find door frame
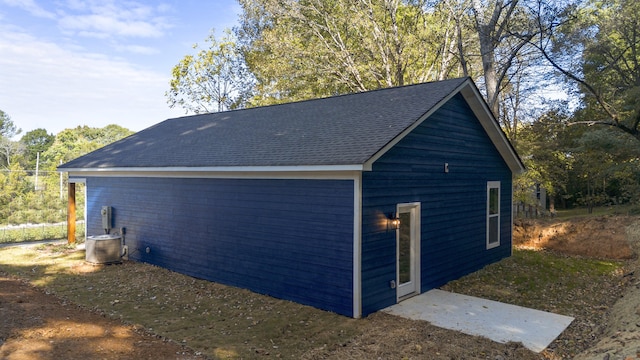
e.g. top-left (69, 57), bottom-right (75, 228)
top-left (396, 202), bottom-right (421, 301)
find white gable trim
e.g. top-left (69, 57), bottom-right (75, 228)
top-left (458, 84), bottom-right (525, 174)
top-left (363, 79), bottom-right (525, 174)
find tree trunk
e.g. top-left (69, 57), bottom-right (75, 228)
top-left (477, 22), bottom-right (500, 117)
top-left (471, 0), bottom-right (522, 119)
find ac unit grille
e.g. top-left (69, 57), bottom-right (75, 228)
top-left (86, 235), bottom-right (121, 264)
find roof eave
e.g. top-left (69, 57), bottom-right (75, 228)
top-left (60, 164), bottom-right (366, 176)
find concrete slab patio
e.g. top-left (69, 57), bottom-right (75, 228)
top-left (383, 289), bottom-right (574, 353)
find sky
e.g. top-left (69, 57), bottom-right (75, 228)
top-left (0, 0), bottom-right (241, 138)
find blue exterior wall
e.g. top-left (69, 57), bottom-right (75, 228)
top-left (84, 177), bottom-right (355, 316)
top-left (360, 93), bottom-right (514, 316)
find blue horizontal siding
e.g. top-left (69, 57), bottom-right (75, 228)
top-left (85, 177), bottom-right (355, 316)
top-left (361, 93), bottom-right (513, 316)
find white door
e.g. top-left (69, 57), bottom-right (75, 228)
top-left (397, 203), bottom-right (421, 300)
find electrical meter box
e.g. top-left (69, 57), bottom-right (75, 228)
top-left (101, 206), bottom-right (112, 233)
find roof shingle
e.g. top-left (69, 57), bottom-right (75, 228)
top-left (59, 77), bottom-right (470, 169)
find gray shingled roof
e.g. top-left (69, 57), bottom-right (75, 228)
top-left (60, 77), bottom-right (471, 169)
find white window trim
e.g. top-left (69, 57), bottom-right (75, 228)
top-left (486, 181), bottom-right (500, 249)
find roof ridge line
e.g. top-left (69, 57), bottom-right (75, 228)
top-left (168, 77), bottom-right (471, 121)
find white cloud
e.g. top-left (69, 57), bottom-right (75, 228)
top-left (1, 0), bottom-right (55, 18)
top-left (57, 0), bottom-right (172, 39)
top-left (114, 43), bottom-right (159, 55)
top-left (59, 14), bottom-right (164, 38)
top-left (0, 27), bottom-right (183, 134)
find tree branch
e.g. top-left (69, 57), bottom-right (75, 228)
top-left (531, 36), bottom-right (620, 124)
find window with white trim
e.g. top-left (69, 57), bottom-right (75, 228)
top-left (486, 181), bottom-right (500, 249)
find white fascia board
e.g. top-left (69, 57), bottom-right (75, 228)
top-left (64, 165), bottom-right (363, 180)
top-left (61, 164), bottom-right (363, 173)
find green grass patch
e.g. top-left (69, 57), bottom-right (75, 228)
top-left (0, 244), bottom-right (358, 359)
top-left (442, 249), bottom-right (625, 315)
top-left (0, 243), bottom-right (629, 359)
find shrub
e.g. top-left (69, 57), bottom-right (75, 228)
top-left (0, 223), bottom-right (85, 244)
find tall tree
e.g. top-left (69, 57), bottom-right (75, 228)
top-left (20, 128), bottom-right (55, 169)
top-left (0, 138), bottom-right (23, 169)
top-left (167, 29), bottom-right (253, 114)
top-left (42, 125), bottom-right (133, 168)
top-left (236, 0), bottom-right (469, 106)
top-left (533, 0), bottom-right (640, 141)
top-left (570, 128), bottom-right (640, 210)
top-left (0, 110), bottom-right (20, 139)
top-left (170, 0), bottom-right (550, 142)
top-left (235, 0), bottom-right (550, 131)
top-left (516, 105), bottom-right (578, 210)
top-left (0, 110), bottom-right (22, 168)
top-left (467, 0), bottom-right (541, 119)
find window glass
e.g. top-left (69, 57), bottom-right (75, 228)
top-left (488, 215), bottom-right (499, 245)
top-left (489, 187), bottom-right (499, 215)
top-left (487, 182), bottom-right (500, 249)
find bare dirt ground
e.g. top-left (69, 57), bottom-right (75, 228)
top-left (0, 271), bottom-right (539, 360)
top-left (1, 215), bottom-right (639, 359)
top-left (513, 215), bottom-right (637, 260)
top-left (0, 276), bottom-right (206, 360)
top-left (514, 216), bottom-right (640, 360)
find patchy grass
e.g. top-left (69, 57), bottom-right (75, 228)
top-left (0, 244), bottom-right (359, 359)
top-left (441, 248), bottom-right (628, 358)
top-left (442, 250), bottom-right (624, 314)
top-left (0, 216), bottom-right (636, 359)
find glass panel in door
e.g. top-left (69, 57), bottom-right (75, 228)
top-left (398, 211), bottom-right (412, 284)
top-left (397, 203), bottom-right (420, 299)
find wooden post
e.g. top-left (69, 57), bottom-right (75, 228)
top-left (67, 182), bottom-right (76, 244)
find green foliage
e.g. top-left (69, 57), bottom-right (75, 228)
top-left (551, 0), bottom-right (640, 140)
top-left (516, 106), bottom-right (578, 207)
top-left (0, 109), bottom-right (20, 138)
top-left (20, 128), bottom-right (55, 169)
top-left (41, 125), bottom-right (133, 170)
top-left (166, 29), bottom-right (254, 113)
top-left (581, 0), bottom-right (640, 124)
top-left (232, 0), bottom-right (551, 139)
top-left (0, 109), bottom-right (23, 168)
top-left (519, 103), bottom-right (640, 210)
top-left (237, 0), bottom-right (472, 106)
top-left (0, 223), bottom-right (85, 243)
top-left (0, 125), bottom-right (130, 227)
top-left (569, 128), bottom-right (640, 209)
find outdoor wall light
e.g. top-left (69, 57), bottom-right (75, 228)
top-left (387, 214), bottom-right (401, 231)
